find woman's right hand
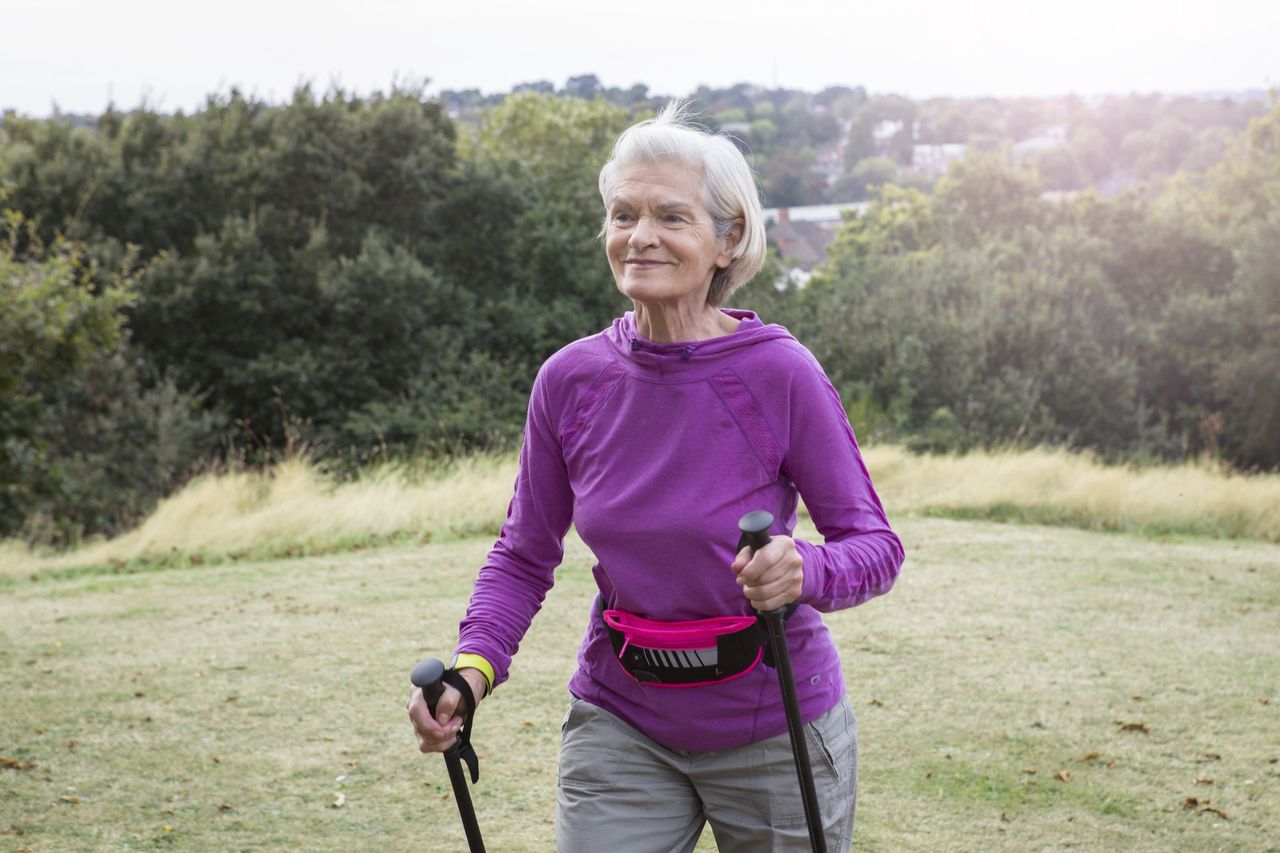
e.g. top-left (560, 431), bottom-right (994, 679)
top-left (406, 667), bottom-right (488, 753)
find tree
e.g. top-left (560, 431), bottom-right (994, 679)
top-left (565, 74), bottom-right (603, 100)
top-left (0, 214), bottom-right (218, 544)
top-left (933, 151), bottom-right (1045, 245)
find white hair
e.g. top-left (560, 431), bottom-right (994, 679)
top-left (598, 100), bottom-right (767, 306)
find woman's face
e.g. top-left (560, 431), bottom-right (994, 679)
top-left (604, 161), bottom-right (735, 310)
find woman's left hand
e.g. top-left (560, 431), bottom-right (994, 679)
top-left (731, 535), bottom-right (804, 613)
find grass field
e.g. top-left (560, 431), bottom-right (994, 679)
top-left (3, 515), bottom-right (1277, 851)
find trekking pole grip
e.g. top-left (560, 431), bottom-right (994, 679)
top-left (738, 509), bottom-right (774, 554)
top-left (739, 510), bottom-right (783, 616)
top-left (410, 658), bottom-right (447, 717)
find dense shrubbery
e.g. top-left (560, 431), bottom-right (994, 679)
top-left (0, 219), bottom-right (222, 544)
top-left (1, 84), bottom-right (1277, 545)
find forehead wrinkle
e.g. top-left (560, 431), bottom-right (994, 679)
top-left (607, 190), bottom-right (701, 213)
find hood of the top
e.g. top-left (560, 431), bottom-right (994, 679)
top-left (606, 309), bottom-right (792, 375)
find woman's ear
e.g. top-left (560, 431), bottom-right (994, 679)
top-left (716, 218), bottom-right (744, 269)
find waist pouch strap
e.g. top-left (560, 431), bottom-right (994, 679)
top-left (599, 601), bottom-right (769, 687)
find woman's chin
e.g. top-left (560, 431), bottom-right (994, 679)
top-left (617, 277), bottom-right (707, 307)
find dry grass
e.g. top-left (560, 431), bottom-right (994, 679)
top-left (3, 445), bottom-right (1278, 580)
top-left (2, 517), bottom-right (1276, 851)
top-left (865, 444), bottom-right (1280, 542)
top-left (0, 455), bottom-right (517, 577)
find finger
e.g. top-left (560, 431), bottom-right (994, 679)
top-left (742, 573), bottom-right (794, 605)
top-left (407, 687), bottom-right (464, 739)
top-left (419, 732), bottom-right (459, 754)
top-left (735, 549), bottom-right (779, 586)
top-left (432, 685), bottom-right (464, 727)
top-left (730, 545), bottom-right (753, 573)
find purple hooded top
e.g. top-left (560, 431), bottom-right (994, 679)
top-left (457, 309), bottom-right (903, 752)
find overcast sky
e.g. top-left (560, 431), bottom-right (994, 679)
top-left (4, 0), bottom-right (1277, 116)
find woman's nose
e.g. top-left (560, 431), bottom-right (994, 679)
top-left (628, 216), bottom-right (659, 247)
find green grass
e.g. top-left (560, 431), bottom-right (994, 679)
top-left (2, 518), bottom-right (1278, 851)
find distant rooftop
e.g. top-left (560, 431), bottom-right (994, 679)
top-left (763, 202), bottom-right (868, 224)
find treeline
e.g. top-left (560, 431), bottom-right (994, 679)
top-left (442, 78), bottom-right (1267, 206)
top-left (2, 82), bottom-right (1277, 548)
top-left (743, 112), bottom-right (1280, 471)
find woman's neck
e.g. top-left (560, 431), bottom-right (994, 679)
top-left (633, 301), bottom-right (738, 343)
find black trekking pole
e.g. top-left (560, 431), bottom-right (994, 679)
top-left (410, 658), bottom-right (486, 853)
top-left (739, 511), bottom-right (827, 853)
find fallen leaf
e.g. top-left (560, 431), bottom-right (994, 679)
top-left (32, 728), bottom-right (44, 735)
top-left (1000, 812), bottom-right (1011, 823)
top-left (58, 795), bottom-right (80, 804)
top-left (1106, 760), bottom-right (1118, 768)
top-left (224, 695), bottom-right (239, 703)
top-left (218, 804), bottom-right (232, 812)
top-left (1021, 767), bottom-right (1037, 775)
top-left (868, 698), bottom-right (883, 707)
top-left (1199, 807), bottom-right (1228, 820)
top-left (1260, 698), bottom-right (1271, 706)
top-left (210, 755), bottom-right (222, 764)
top-left (1183, 797), bottom-right (1201, 810)
top-left (1, 756), bottom-right (36, 770)
top-left (1116, 721), bottom-right (1149, 734)
top-left (1079, 751), bottom-right (1101, 762)
top-left (1056, 770), bottom-right (1070, 782)
top-left (65, 739), bottom-right (78, 751)
top-left (1199, 753), bottom-right (1222, 762)
top-left (1194, 776), bottom-right (1213, 785)
top-left (1131, 694), bottom-right (1145, 701)
top-left (331, 792), bottom-right (345, 809)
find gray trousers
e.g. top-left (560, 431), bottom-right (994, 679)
top-left (556, 694), bottom-right (857, 852)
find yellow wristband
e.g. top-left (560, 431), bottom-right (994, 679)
top-left (450, 653), bottom-right (495, 696)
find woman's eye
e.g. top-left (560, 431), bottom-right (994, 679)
top-left (663, 214), bottom-right (686, 224)
top-left (612, 211), bottom-right (633, 223)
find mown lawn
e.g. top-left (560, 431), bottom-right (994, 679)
top-left (2, 516), bottom-right (1277, 851)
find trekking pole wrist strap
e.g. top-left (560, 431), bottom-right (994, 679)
top-left (441, 668), bottom-right (481, 783)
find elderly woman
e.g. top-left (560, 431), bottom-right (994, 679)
top-left (408, 102), bottom-right (903, 852)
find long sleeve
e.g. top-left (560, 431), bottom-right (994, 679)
top-left (778, 342), bottom-right (904, 612)
top-left (455, 362), bottom-right (575, 688)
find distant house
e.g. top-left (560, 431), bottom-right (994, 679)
top-left (910, 143), bottom-right (966, 177)
top-left (764, 202), bottom-right (868, 275)
top-left (1012, 125), bottom-right (1068, 159)
top-left (873, 119), bottom-right (904, 144)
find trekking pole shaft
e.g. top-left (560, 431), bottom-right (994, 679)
top-left (762, 609), bottom-right (827, 853)
top-left (739, 511), bottom-right (827, 853)
top-left (413, 659), bottom-right (487, 853)
top-left (442, 747), bottom-right (486, 852)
